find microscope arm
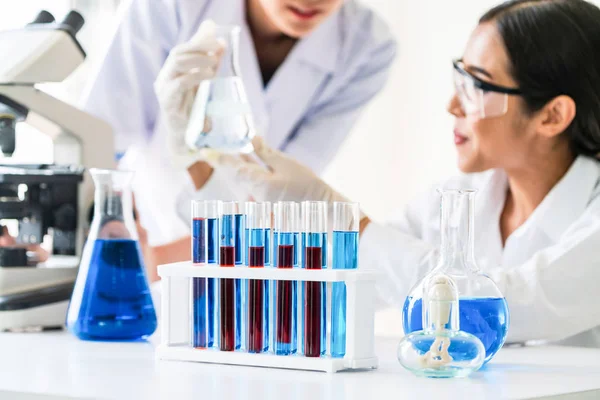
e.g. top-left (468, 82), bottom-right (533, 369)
top-left (0, 84), bottom-right (115, 252)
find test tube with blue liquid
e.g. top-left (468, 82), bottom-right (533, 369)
top-left (302, 201), bottom-right (327, 357)
top-left (331, 202), bottom-right (359, 358)
top-left (192, 200), bottom-right (220, 348)
top-left (246, 203), bottom-right (268, 353)
top-left (220, 201), bottom-right (238, 351)
top-left (274, 201), bottom-right (299, 355)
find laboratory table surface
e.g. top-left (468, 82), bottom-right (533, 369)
top-left (0, 331), bottom-right (599, 400)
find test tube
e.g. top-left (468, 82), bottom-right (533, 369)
top-left (275, 201), bottom-right (299, 355)
top-left (220, 201), bottom-right (237, 351)
top-left (331, 202), bottom-right (360, 358)
top-left (302, 201), bottom-right (327, 357)
top-left (232, 202), bottom-right (244, 349)
top-left (264, 202), bottom-right (272, 267)
top-left (246, 203), bottom-right (268, 353)
top-left (191, 200), bottom-right (207, 348)
top-left (234, 203), bottom-right (244, 266)
top-left (261, 202), bottom-right (272, 352)
top-left (191, 200), bottom-right (220, 348)
top-left (206, 200), bottom-right (221, 347)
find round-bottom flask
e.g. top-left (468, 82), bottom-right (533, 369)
top-left (402, 190), bottom-right (509, 364)
top-left (397, 274), bottom-right (485, 378)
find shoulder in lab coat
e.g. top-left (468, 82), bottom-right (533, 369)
top-left (361, 156), bottom-right (600, 347)
top-left (81, 0), bottom-right (397, 246)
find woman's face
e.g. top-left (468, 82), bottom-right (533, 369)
top-left (258, 0), bottom-right (344, 38)
top-left (447, 22), bottom-right (541, 173)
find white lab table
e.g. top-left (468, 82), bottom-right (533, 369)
top-left (0, 331), bottom-right (599, 400)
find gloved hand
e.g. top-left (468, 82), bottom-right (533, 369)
top-left (154, 20), bottom-right (223, 169)
top-left (204, 136), bottom-right (346, 203)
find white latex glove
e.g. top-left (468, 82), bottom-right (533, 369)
top-left (154, 20), bottom-right (223, 169)
top-left (203, 136), bottom-right (346, 204)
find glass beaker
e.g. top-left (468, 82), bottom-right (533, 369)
top-left (185, 25), bottom-right (256, 154)
top-left (66, 169), bottom-right (157, 341)
top-left (402, 190), bottom-right (509, 364)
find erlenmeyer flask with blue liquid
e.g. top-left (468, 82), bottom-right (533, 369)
top-left (402, 189), bottom-right (509, 365)
top-left (66, 169), bottom-right (157, 340)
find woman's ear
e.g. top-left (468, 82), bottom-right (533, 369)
top-left (536, 95), bottom-right (576, 138)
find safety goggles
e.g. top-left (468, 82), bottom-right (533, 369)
top-left (453, 59), bottom-right (522, 118)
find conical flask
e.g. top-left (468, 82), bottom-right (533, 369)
top-left (402, 189), bottom-right (509, 364)
top-left (66, 169), bottom-right (157, 340)
top-left (185, 25), bottom-right (256, 154)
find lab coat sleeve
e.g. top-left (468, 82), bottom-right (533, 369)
top-left (490, 206), bottom-right (600, 343)
top-left (359, 189), bottom-right (439, 308)
top-left (81, 0), bottom-right (180, 154)
top-left (281, 35), bottom-right (397, 175)
top-left (363, 187), bottom-right (600, 343)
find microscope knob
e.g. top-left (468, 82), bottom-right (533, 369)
top-left (0, 247), bottom-right (28, 267)
top-left (61, 11), bottom-right (85, 35)
top-left (54, 204), bottom-right (77, 230)
top-left (30, 10), bottom-right (55, 24)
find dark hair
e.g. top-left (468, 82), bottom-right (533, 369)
top-left (480, 0), bottom-right (600, 158)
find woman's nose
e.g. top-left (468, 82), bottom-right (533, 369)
top-left (447, 93), bottom-right (465, 118)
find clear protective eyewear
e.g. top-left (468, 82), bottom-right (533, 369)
top-left (453, 59), bottom-right (522, 118)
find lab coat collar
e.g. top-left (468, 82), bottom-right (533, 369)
top-left (527, 156), bottom-right (600, 242)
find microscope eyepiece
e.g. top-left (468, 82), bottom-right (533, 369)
top-left (60, 11), bottom-right (85, 35)
top-left (30, 10), bottom-right (55, 25)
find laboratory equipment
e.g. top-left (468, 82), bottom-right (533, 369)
top-left (158, 260), bottom-right (378, 372)
top-left (232, 202), bottom-right (244, 348)
top-left (0, 10), bottom-right (114, 331)
top-left (191, 200), bottom-right (221, 348)
top-left (397, 274), bottom-right (486, 378)
top-left (402, 189), bottom-right (509, 364)
top-left (0, 165), bottom-right (83, 331)
top-left (246, 202), bottom-right (267, 353)
top-left (66, 169), bottom-right (156, 340)
top-left (331, 202), bottom-right (359, 358)
top-left (302, 201), bottom-right (327, 357)
top-left (220, 201), bottom-right (238, 351)
top-left (274, 201), bottom-right (299, 355)
top-left (185, 25), bottom-right (256, 154)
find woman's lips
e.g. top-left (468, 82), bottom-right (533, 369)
top-left (287, 6), bottom-right (321, 20)
top-left (454, 130), bottom-right (468, 145)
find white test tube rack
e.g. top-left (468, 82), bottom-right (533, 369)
top-left (156, 261), bottom-right (378, 373)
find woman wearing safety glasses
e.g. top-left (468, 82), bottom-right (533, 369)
top-left (179, 0), bottom-right (600, 346)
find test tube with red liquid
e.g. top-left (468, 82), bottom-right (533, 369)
top-left (245, 202), bottom-right (268, 353)
top-left (302, 201), bottom-right (327, 358)
top-left (220, 201), bottom-right (237, 351)
top-left (274, 201), bottom-right (299, 355)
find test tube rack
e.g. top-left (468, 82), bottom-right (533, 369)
top-left (156, 261), bottom-right (378, 373)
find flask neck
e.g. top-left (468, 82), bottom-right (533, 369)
top-left (438, 190), bottom-right (478, 274)
top-left (216, 26), bottom-right (241, 78)
top-left (90, 169), bottom-right (137, 240)
top-left (94, 184), bottom-right (133, 221)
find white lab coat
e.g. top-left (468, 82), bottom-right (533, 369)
top-left (361, 156), bottom-right (600, 347)
top-left (82, 0), bottom-right (397, 246)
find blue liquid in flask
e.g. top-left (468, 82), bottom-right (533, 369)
top-left (67, 239), bottom-right (157, 341)
top-left (402, 297), bottom-right (509, 363)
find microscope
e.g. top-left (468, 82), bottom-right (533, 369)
top-left (0, 10), bottom-right (115, 330)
